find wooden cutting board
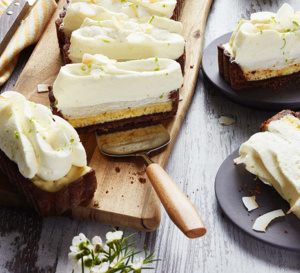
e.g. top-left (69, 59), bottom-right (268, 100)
top-left (0, 0), bottom-right (212, 231)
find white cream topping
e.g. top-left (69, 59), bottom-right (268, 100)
top-left (235, 114), bottom-right (300, 218)
top-left (53, 54), bottom-right (183, 118)
top-left (0, 91), bottom-right (87, 181)
top-left (68, 17), bottom-right (184, 63)
top-left (62, 0), bottom-right (159, 37)
top-left (225, 3), bottom-right (300, 70)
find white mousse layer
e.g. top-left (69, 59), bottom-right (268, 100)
top-left (235, 114), bottom-right (300, 218)
top-left (53, 54), bottom-right (183, 118)
top-left (68, 17), bottom-right (184, 63)
top-left (0, 91), bottom-right (87, 181)
top-left (225, 3), bottom-right (300, 71)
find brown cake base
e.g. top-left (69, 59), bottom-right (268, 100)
top-left (260, 109), bottom-right (300, 132)
top-left (0, 149), bottom-right (97, 217)
top-left (49, 87), bottom-right (179, 134)
top-left (218, 45), bottom-right (300, 90)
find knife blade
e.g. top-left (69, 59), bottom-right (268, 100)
top-left (0, 0), bottom-right (36, 56)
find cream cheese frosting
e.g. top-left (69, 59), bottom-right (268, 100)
top-left (68, 17), bottom-right (185, 63)
top-left (235, 114), bottom-right (300, 218)
top-left (0, 91), bottom-right (87, 182)
top-left (53, 54), bottom-right (183, 118)
top-left (224, 3), bottom-right (300, 72)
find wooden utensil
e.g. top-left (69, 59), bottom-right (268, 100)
top-left (0, 0), bottom-right (35, 56)
top-left (96, 124), bottom-right (206, 238)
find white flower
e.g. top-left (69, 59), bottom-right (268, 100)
top-left (129, 257), bottom-right (144, 271)
top-left (92, 236), bottom-right (103, 246)
top-left (90, 262), bottom-right (110, 273)
top-left (106, 231), bottom-right (123, 244)
top-left (70, 233), bottom-right (91, 253)
top-left (92, 236), bottom-right (103, 253)
top-left (68, 251), bottom-right (82, 268)
top-left (110, 254), bottom-right (124, 268)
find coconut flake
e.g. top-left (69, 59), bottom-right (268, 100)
top-left (219, 116), bottom-right (235, 126)
top-left (233, 156), bottom-right (246, 165)
top-left (37, 84), bottom-right (49, 93)
top-left (252, 209), bottom-right (285, 232)
top-left (242, 196), bottom-right (259, 212)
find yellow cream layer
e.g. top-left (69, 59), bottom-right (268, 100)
top-left (31, 166), bottom-right (90, 193)
top-left (66, 101), bottom-right (174, 128)
top-left (242, 62), bottom-right (300, 81)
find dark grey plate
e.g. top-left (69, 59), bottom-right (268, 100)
top-left (215, 149), bottom-right (300, 252)
top-left (202, 32), bottom-right (300, 111)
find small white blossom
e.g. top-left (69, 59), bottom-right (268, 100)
top-left (68, 251), bottom-right (82, 268)
top-left (70, 233), bottom-right (90, 253)
top-left (92, 236), bottom-right (103, 253)
top-left (90, 262), bottom-right (110, 273)
top-left (92, 236), bottom-right (103, 246)
top-left (129, 257), bottom-right (144, 271)
top-left (106, 231), bottom-right (123, 244)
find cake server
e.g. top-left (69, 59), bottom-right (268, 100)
top-left (0, 0), bottom-right (36, 56)
top-left (95, 124), bottom-right (206, 238)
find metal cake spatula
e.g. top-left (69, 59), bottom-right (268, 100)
top-left (95, 124), bottom-right (206, 238)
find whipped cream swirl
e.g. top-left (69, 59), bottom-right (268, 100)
top-left (0, 91), bottom-right (87, 181)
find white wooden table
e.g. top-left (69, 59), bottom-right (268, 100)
top-left (1, 0), bottom-right (300, 272)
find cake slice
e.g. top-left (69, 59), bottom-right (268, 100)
top-left (218, 3), bottom-right (300, 90)
top-left (0, 91), bottom-right (97, 216)
top-left (49, 54), bottom-right (183, 133)
top-left (64, 16), bottom-right (184, 63)
top-left (56, 0), bottom-right (177, 54)
top-left (235, 110), bottom-right (300, 218)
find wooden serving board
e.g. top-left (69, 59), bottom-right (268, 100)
top-left (0, 0), bottom-right (212, 231)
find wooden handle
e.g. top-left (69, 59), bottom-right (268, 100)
top-left (146, 163), bottom-right (206, 238)
top-left (0, 0), bottom-right (29, 56)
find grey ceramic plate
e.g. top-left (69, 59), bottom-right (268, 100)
top-left (215, 149), bottom-right (300, 252)
top-left (202, 32), bottom-right (300, 111)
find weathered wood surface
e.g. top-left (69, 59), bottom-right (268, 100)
top-left (0, 0), bottom-right (212, 231)
top-left (1, 0), bottom-right (300, 272)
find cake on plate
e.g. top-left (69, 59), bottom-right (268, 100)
top-left (234, 110), bottom-right (300, 218)
top-left (0, 91), bottom-right (97, 216)
top-left (49, 54), bottom-right (183, 133)
top-left (63, 16), bottom-right (184, 64)
top-left (218, 3), bottom-right (300, 90)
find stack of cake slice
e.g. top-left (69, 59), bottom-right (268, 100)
top-left (52, 0), bottom-right (185, 133)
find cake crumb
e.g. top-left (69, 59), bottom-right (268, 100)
top-left (115, 167), bottom-right (120, 173)
top-left (106, 190), bottom-right (109, 194)
top-left (139, 178), bottom-right (146, 184)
